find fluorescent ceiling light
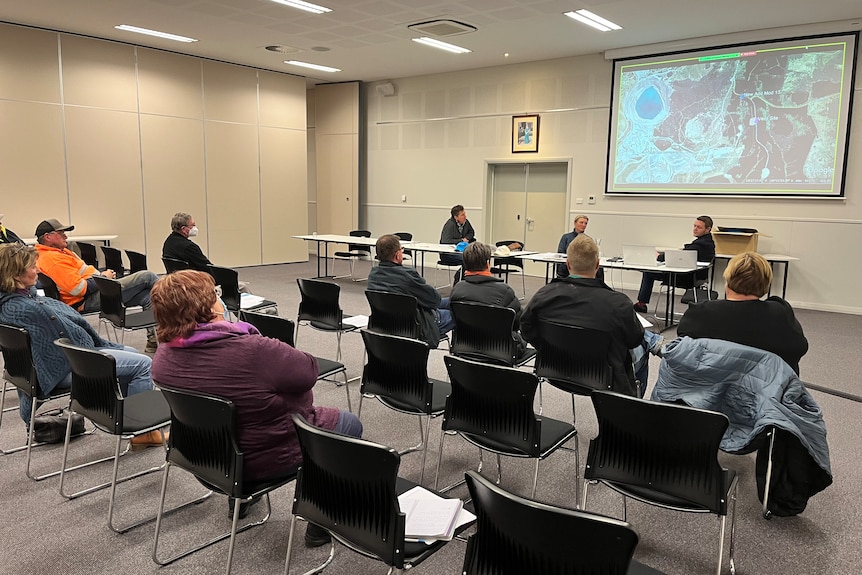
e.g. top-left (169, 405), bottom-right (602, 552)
top-left (269, 0), bottom-right (332, 14)
top-left (412, 37), bottom-right (471, 54)
top-left (564, 9), bottom-right (622, 32)
top-left (284, 60), bottom-right (341, 73)
top-left (114, 25), bottom-right (197, 43)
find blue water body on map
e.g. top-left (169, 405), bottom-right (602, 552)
top-left (636, 86), bottom-right (663, 120)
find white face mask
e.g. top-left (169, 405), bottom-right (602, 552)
top-left (187, 225), bottom-right (199, 237)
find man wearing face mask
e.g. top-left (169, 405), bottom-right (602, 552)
top-left (162, 213), bottom-right (212, 271)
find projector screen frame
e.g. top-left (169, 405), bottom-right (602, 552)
top-left (604, 31), bottom-right (859, 199)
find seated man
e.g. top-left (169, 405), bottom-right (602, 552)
top-left (438, 204), bottom-right (476, 266)
top-left (451, 242), bottom-right (527, 356)
top-left (520, 234), bottom-right (663, 397)
top-left (0, 213), bottom-right (24, 246)
top-left (633, 215), bottom-right (715, 313)
top-left (162, 212), bottom-right (212, 271)
top-left (33, 219), bottom-right (160, 352)
top-left (368, 234), bottom-right (455, 348)
top-left (556, 214), bottom-right (603, 281)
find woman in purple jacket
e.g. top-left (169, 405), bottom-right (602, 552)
top-left (150, 270), bottom-right (360, 546)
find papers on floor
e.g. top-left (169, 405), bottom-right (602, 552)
top-left (239, 293), bottom-right (265, 309)
top-left (341, 314), bottom-right (369, 328)
top-left (398, 485), bottom-right (475, 544)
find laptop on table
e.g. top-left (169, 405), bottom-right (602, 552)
top-left (622, 244), bottom-right (658, 266)
top-left (664, 249), bottom-right (698, 269)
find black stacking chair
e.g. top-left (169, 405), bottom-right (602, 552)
top-left (0, 324), bottom-right (72, 479)
top-left (284, 413), bottom-right (472, 575)
top-left (161, 257), bottom-right (192, 273)
top-left (54, 339), bottom-right (201, 533)
top-left (358, 329), bottom-right (451, 485)
top-left (463, 470), bottom-right (647, 575)
top-left (435, 356), bottom-right (578, 500)
top-left (295, 278), bottom-right (358, 362)
top-left (394, 231), bottom-right (413, 264)
top-left (583, 391), bottom-right (739, 575)
top-left (333, 229), bottom-right (372, 281)
top-left (77, 241), bottom-right (100, 268)
top-left (209, 265), bottom-right (277, 318)
top-left (37, 272), bottom-right (62, 301)
top-left (365, 289), bottom-right (448, 349)
top-left (239, 311), bottom-right (351, 412)
top-left (125, 250), bottom-right (148, 274)
top-left (92, 276), bottom-right (156, 345)
top-left (450, 302), bottom-right (535, 367)
top-left (100, 246), bottom-right (126, 277)
top-left (153, 386), bottom-right (297, 575)
top-left (490, 239), bottom-right (526, 298)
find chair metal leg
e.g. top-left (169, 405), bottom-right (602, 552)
top-left (341, 370), bottom-right (352, 413)
top-left (397, 416), bottom-right (425, 456)
top-left (728, 480), bottom-right (738, 575)
top-left (531, 458), bottom-right (540, 498)
top-left (1, 383), bottom-right (17, 413)
top-left (418, 414), bottom-right (431, 486)
top-left (59, 423), bottom-right (130, 498)
top-left (762, 428), bottom-right (776, 519)
top-left (25, 397), bottom-right (67, 480)
top-left (284, 516), bottom-right (336, 575)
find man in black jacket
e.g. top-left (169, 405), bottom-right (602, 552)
top-left (162, 212), bottom-right (212, 271)
top-left (438, 204), bottom-right (475, 266)
top-left (368, 234), bottom-right (455, 347)
top-left (520, 235), bottom-right (662, 396)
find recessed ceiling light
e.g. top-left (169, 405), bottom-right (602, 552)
top-left (269, 0), bottom-right (332, 14)
top-left (114, 25), bottom-right (198, 43)
top-left (284, 60), bottom-right (341, 73)
top-left (412, 37), bottom-right (471, 54)
top-left (564, 9), bottom-right (622, 32)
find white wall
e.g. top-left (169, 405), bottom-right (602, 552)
top-left (364, 44), bottom-right (862, 314)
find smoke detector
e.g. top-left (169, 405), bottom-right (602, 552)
top-left (407, 19), bottom-right (477, 37)
top-left (264, 45), bottom-right (302, 54)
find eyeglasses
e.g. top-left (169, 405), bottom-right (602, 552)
top-left (4, 243), bottom-right (30, 257)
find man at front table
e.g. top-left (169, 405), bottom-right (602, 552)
top-left (632, 215), bottom-right (715, 314)
top-left (438, 204), bottom-right (476, 266)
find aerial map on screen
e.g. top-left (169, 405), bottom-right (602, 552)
top-left (607, 34), bottom-right (857, 197)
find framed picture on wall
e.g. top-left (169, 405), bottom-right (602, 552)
top-left (512, 115), bottom-right (539, 153)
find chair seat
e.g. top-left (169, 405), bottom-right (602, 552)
top-left (120, 390), bottom-right (171, 433)
top-left (316, 357), bottom-right (346, 378)
top-left (121, 308), bottom-right (156, 330)
top-left (376, 379), bottom-right (451, 415)
top-left (600, 468), bottom-right (737, 513)
top-left (243, 299), bottom-right (278, 314)
top-left (460, 416), bottom-right (576, 459)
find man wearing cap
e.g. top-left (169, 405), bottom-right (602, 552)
top-left (34, 218), bottom-right (160, 352)
top-left (0, 214), bottom-right (24, 246)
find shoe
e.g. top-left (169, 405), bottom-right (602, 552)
top-left (130, 429), bottom-right (168, 449)
top-left (228, 495), bottom-right (262, 519)
top-left (305, 522), bottom-right (331, 548)
top-left (649, 334), bottom-right (666, 356)
top-left (633, 302), bottom-right (648, 313)
top-left (144, 340), bottom-right (158, 353)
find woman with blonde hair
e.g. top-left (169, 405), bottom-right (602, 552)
top-left (677, 251), bottom-right (808, 373)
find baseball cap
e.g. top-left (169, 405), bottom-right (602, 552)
top-left (35, 219), bottom-right (75, 237)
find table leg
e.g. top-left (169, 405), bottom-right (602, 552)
top-left (781, 261), bottom-right (789, 299)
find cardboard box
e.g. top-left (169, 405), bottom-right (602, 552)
top-left (713, 230), bottom-right (759, 255)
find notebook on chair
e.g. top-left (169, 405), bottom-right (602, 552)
top-left (664, 249), bottom-right (698, 269)
top-left (622, 244), bottom-right (658, 266)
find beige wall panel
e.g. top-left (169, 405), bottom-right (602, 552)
top-left (202, 61), bottom-right (258, 124)
top-left (205, 121), bottom-right (261, 266)
top-left (316, 133), bottom-right (357, 235)
top-left (315, 82), bottom-right (358, 135)
top-left (64, 107), bottom-right (144, 249)
top-left (60, 35), bottom-right (137, 111)
top-left (259, 71), bottom-right (305, 129)
top-left (137, 49), bottom-right (203, 119)
top-left (0, 100), bottom-right (68, 235)
top-left (260, 127), bottom-right (308, 263)
top-left (140, 115), bottom-right (207, 270)
top-left (0, 24), bottom-right (61, 103)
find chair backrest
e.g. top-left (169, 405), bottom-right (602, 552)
top-left (209, 265), bottom-right (241, 313)
top-left (161, 257), bottom-right (192, 273)
top-left (463, 470), bottom-right (638, 575)
top-left (586, 390), bottom-right (731, 514)
top-left (92, 276), bottom-right (127, 327)
top-left (532, 321), bottom-right (613, 395)
top-left (365, 290), bottom-right (421, 339)
top-left (291, 413), bottom-right (406, 568)
top-left (54, 339), bottom-right (125, 432)
top-left (156, 385), bottom-right (245, 496)
top-left (37, 273), bottom-right (62, 301)
top-left (394, 232), bottom-right (413, 256)
top-left (296, 278), bottom-right (344, 330)
top-left (442, 355), bottom-right (542, 458)
top-left (492, 239), bottom-right (525, 270)
top-left (360, 329), bottom-right (435, 414)
top-left (100, 246), bottom-right (125, 277)
top-left (125, 250), bottom-right (148, 274)
top-left (0, 324), bottom-right (39, 397)
top-left (76, 242), bottom-right (99, 268)
top-left (347, 229), bottom-right (372, 254)
top-left (450, 302), bottom-right (519, 366)
top-left (240, 311), bottom-right (296, 347)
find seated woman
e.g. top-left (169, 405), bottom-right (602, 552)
top-left (677, 251), bottom-right (808, 374)
top-left (149, 270), bottom-right (361, 546)
top-left (0, 244), bottom-right (156, 441)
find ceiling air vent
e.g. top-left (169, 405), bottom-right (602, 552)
top-left (407, 19), bottom-right (477, 37)
top-left (264, 45), bottom-right (302, 54)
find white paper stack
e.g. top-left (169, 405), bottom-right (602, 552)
top-left (239, 293), bottom-right (265, 309)
top-left (398, 486), bottom-right (475, 543)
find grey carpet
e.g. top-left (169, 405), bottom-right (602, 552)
top-left (1, 258), bottom-right (859, 574)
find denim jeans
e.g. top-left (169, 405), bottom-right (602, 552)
top-left (19, 346), bottom-right (153, 425)
top-left (333, 409), bottom-right (363, 438)
top-left (630, 331), bottom-right (662, 397)
top-left (436, 297), bottom-right (456, 336)
top-left (82, 270), bottom-right (159, 313)
top-left (637, 271), bottom-right (667, 304)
